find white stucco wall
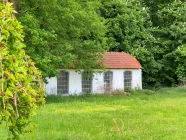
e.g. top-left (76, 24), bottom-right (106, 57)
top-left (68, 70), bottom-right (82, 95)
top-left (45, 69), bottom-right (142, 95)
top-left (132, 69), bottom-right (142, 89)
top-left (92, 73), bottom-right (104, 94)
top-left (45, 77), bottom-right (57, 95)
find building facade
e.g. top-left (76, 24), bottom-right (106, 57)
top-left (45, 52), bottom-right (142, 95)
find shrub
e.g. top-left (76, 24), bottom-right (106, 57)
top-left (0, 2), bottom-right (45, 139)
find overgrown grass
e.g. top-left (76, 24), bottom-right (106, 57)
top-left (1, 87), bottom-right (186, 140)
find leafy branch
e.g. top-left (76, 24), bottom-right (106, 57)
top-left (0, 2), bottom-right (45, 139)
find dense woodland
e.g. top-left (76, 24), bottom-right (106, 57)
top-left (0, 0), bottom-right (186, 138)
top-left (10, 0), bottom-right (186, 86)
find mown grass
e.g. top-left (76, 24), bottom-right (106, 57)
top-left (1, 87), bottom-right (186, 140)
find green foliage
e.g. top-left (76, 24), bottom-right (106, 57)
top-left (100, 0), bottom-right (186, 86)
top-left (100, 0), bottom-right (151, 52)
top-left (145, 1), bottom-right (186, 85)
top-left (99, 0), bottom-right (160, 85)
top-left (0, 2), bottom-right (45, 139)
top-left (175, 44), bottom-right (186, 82)
top-left (17, 0), bottom-right (107, 78)
top-left (9, 0), bottom-right (186, 86)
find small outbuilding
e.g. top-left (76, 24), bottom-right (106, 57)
top-left (45, 52), bottom-right (142, 95)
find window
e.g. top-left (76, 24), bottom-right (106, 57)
top-left (124, 71), bottom-right (132, 88)
top-left (104, 71), bottom-right (113, 92)
top-left (57, 71), bottom-right (69, 94)
top-left (82, 71), bottom-right (92, 92)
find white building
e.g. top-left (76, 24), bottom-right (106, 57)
top-left (45, 52), bottom-right (142, 95)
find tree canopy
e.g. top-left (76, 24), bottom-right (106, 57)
top-left (142, 0), bottom-right (186, 86)
top-left (17, 0), bottom-right (107, 78)
top-left (7, 0), bottom-right (186, 86)
top-left (100, 0), bottom-right (186, 86)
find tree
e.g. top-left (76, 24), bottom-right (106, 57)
top-left (100, 0), bottom-right (186, 86)
top-left (142, 0), bottom-right (186, 85)
top-left (0, 2), bottom-right (45, 139)
top-left (7, 0), bottom-right (186, 86)
top-left (99, 0), bottom-right (160, 86)
top-left (17, 0), bottom-right (107, 78)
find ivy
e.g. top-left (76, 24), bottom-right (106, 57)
top-left (0, 2), bottom-right (45, 139)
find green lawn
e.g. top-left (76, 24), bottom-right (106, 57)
top-left (1, 87), bottom-right (186, 140)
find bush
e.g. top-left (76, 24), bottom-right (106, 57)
top-left (0, 2), bottom-right (45, 139)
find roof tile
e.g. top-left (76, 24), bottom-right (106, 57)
top-left (104, 52), bottom-right (142, 69)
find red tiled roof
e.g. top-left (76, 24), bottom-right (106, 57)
top-left (103, 52), bottom-right (142, 69)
